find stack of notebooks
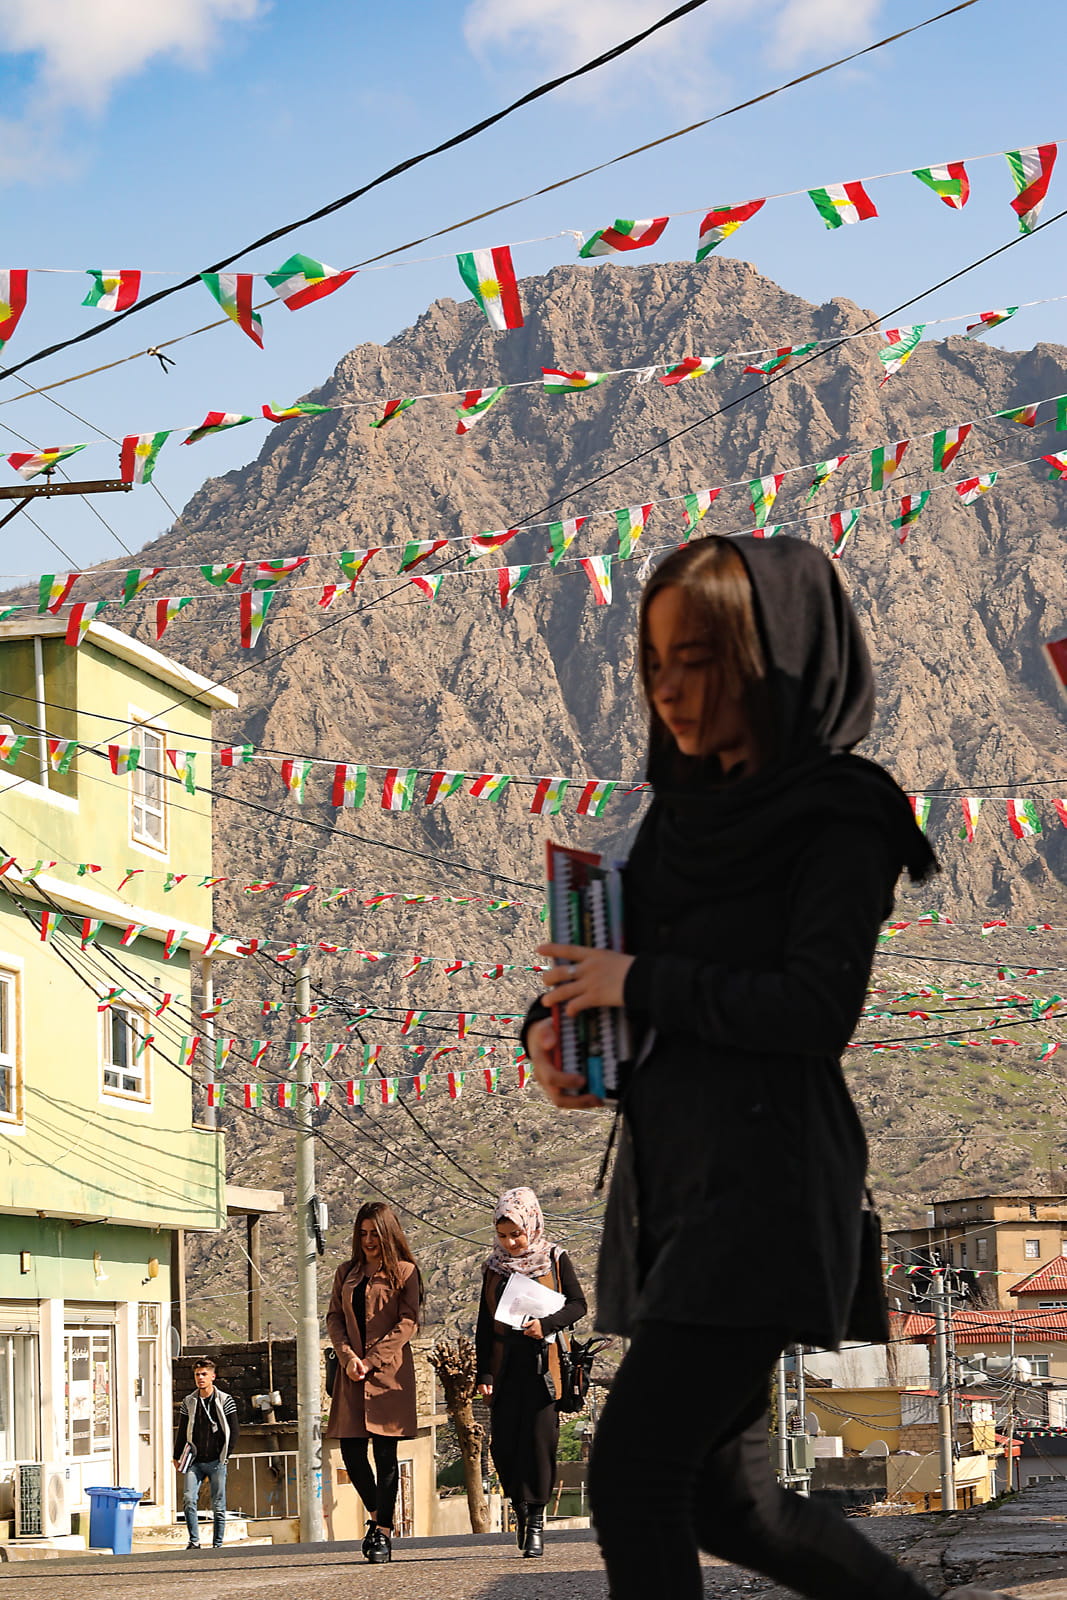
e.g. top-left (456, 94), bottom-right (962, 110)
top-left (545, 841), bottom-right (631, 1100)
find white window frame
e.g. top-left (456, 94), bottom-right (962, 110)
top-left (0, 964), bottom-right (23, 1125)
top-left (976, 1237), bottom-right (988, 1264)
top-left (128, 713), bottom-right (168, 856)
top-left (1038, 1300), bottom-right (1067, 1309)
top-left (101, 1001), bottom-right (151, 1103)
top-left (1025, 1239), bottom-right (1042, 1260)
top-left (1029, 1353), bottom-right (1052, 1379)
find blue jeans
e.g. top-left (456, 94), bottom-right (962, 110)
top-left (183, 1459), bottom-right (227, 1546)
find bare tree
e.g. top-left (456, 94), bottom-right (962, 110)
top-left (429, 1336), bottom-right (490, 1533)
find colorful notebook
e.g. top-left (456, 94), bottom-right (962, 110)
top-left (545, 841), bottom-right (631, 1100)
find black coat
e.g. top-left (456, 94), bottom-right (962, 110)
top-left (593, 806), bottom-right (897, 1351)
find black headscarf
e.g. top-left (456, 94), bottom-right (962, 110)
top-left (635, 535), bottom-right (937, 914)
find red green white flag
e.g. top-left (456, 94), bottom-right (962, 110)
top-left (79, 916), bottom-right (104, 950)
top-left (808, 182), bottom-right (878, 228)
top-left (121, 429), bottom-right (170, 483)
top-left (425, 770), bottom-right (465, 807)
top-left (0, 734), bottom-right (26, 763)
top-left (261, 400), bottom-right (332, 422)
top-left (0, 271), bottom-right (28, 348)
top-left (398, 539), bottom-right (448, 573)
top-left (498, 565), bottom-right (532, 606)
top-left (581, 554), bottom-right (613, 605)
top-left (121, 566), bottom-right (163, 605)
top-left (200, 273), bottom-right (263, 346)
top-left (401, 1010), bottom-right (427, 1035)
top-left (163, 928), bottom-right (186, 961)
top-left (242, 1083), bottom-right (264, 1110)
top-left (682, 488), bottom-right (720, 535)
top-left (577, 779), bottom-right (617, 817)
top-left (179, 1036), bottom-right (200, 1068)
top-left (470, 773), bottom-right (511, 802)
top-left (616, 504), bottom-right (651, 559)
top-left (10, 444), bottom-right (87, 480)
top-left (1006, 798), bottom-right (1042, 838)
top-left (467, 528), bottom-right (518, 564)
top-left (370, 397), bottom-right (417, 429)
top-left (891, 492), bottom-right (931, 544)
top-left (955, 473), bottom-right (997, 504)
top-left (184, 412), bottom-right (252, 444)
top-left (658, 355), bottom-right (724, 386)
top-left (531, 777), bottom-right (569, 815)
top-left (909, 795), bottom-right (932, 832)
top-left (240, 589), bottom-right (274, 647)
top-left (382, 768), bottom-right (418, 811)
top-left (48, 738), bottom-right (77, 773)
top-left (345, 1079), bottom-right (364, 1107)
top-left (83, 269), bottom-right (141, 310)
top-left (331, 763), bottom-right (367, 808)
top-left (829, 509), bottom-right (860, 560)
top-left (155, 596), bottom-right (192, 638)
top-left (456, 386), bottom-right (507, 435)
top-left (749, 474), bottom-right (783, 527)
top-left (166, 749), bottom-right (197, 794)
top-left (483, 1066), bottom-right (500, 1094)
top-left (996, 403), bottom-right (1039, 427)
top-left (200, 563), bottom-right (245, 587)
top-left (1043, 451), bottom-right (1067, 480)
top-left (932, 424), bottom-right (972, 472)
top-left (338, 549), bottom-right (380, 582)
top-left (38, 910), bottom-right (62, 943)
top-left (65, 601), bottom-right (107, 646)
top-left (456, 246), bottom-right (523, 330)
top-left (959, 797), bottom-right (984, 842)
top-left (579, 217), bottom-right (668, 258)
top-left (805, 456), bottom-right (849, 502)
top-left (871, 440), bottom-right (909, 489)
top-left (410, 574), bottom-right (442, 600)
top-left (878, 325), bottom-right (926, 383)
top-left (379, 1078), bottom-right (399, 1107)
top-left (912, 163), bottom-right (970, 209)
top-left (548, 516), bottom-right (586, 567)
top-left (281, 758), bottom-right (313, 803)
top-left (542, 368), bottom-right (604, 393)
top-left (695, 200), bottom-right (765, 262)
top-left (267, 253), bottom-right (355, 308)
top-left (965, 308), bottom-right (1017, 338)
top-left (1006, 144), bottom-right (1058, 233)
top-left (743, 344), bottom-right (817, 375)
top-left (39, 573), bottom-right (79, 614)
top-left (253, 557), bottom-right (309, 588)
top-left (275, 1084), bottom-right (297, 1110)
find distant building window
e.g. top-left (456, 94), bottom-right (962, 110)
top-left (1025, 1239), bottom-right (1042, 1260)
top-left (1030, 1354), bottom-right (1051, 1378)
top-left (0, 969), bottom-right (20, 1122)
top-left (1030, 1204), bottom-right (1039, 1219)
top-left (130, 724), bottom-right (166, 851)
top-left (976, 1237), bottom-right (989, 1263)
top-left (1038, 1300), bottom-right (1067, 1309)
top-left (102, 1004), bottom-right (150, 1100)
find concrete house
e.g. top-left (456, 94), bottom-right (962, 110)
top-left (889, 1194), bottom-right (1067, 1309)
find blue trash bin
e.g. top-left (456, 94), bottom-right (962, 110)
top-left (86, 1486), bottom-right (143, 1554)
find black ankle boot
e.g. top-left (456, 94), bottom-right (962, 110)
top-left (512, 1502), bottom-right (527, 1550)
top-left (361, 1519), bottom-right (376, 1558)
top-left (366, 1526), bottom-right (392, 1564)
top-left (522, 1504), bottom-right (544, 1558)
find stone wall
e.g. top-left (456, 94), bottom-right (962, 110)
top-left (173, 1338), bottom-right (298, 1429)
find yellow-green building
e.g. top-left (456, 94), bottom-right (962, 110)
top-left (0, 613), bottom-right (237, 1532)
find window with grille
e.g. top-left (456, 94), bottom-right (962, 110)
top-left (102, 1004), bottom-right (150, 1099)
top-left (130, 723), bottom-right (166, 850)
top-left (0, 970), bottom-right (20, 1121)
top-left (1025, 1239), bottom-right (1042, 1260)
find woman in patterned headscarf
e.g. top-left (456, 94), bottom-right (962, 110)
top-left (475, 1186), bottom-right (587, 1558)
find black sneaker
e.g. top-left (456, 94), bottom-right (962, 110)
top-left (185, 1541), bottom-right (201, 1550)
top-left (361, 1519), bottom-right (376, 1558)
top-left (366, 1527), bottom-right (392, 1564)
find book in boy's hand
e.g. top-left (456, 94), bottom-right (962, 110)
top-left (545, 840), bottom-right (631, 1100)
top-left (177, 1443), bottom-right (194, 1473)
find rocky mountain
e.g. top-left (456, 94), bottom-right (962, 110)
top-left (19, 256), bottom-right (1067, 1338)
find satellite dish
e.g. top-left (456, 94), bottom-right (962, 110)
top-left (169, 1326), bottom-right (182, 1360)
top-left (861, 1440), bottom-right (890, 1457)
top-left (805, 1413), bottom-right (821, 1436)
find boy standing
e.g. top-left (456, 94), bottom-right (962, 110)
top-left (174, 1358), bottom-right (240, 1549)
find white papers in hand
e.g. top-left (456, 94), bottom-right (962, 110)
top-left (494, 1272), bottom-right (566, 1329)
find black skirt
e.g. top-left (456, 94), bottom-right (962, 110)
top-left (489, 1336), bottom-right (559, 1506)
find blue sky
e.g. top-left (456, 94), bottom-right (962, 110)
top-left (0, 0), bottom-right (1059, 577)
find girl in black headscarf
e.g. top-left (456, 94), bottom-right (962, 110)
top-left (525, 538), bottom-right (979, 1600)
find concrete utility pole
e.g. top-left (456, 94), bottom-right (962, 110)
top-left (932, 1272), bottom-right (956, 1512)
top-left (294, 962), bottom-right (324, 1542)
top-left (200, 956), bottom-right (216, 1131)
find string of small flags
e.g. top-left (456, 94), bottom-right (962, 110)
top-left (201, 1061), bottom-right (531, 1110)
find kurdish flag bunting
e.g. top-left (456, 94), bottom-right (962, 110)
top-left (448, 1071), bottom-right (465, 1100)
top-left (615, 504), bottom-right (651, 559)
top-left (240, 589), bottom-right (274, 648)
top-left (206, 1082), bottom-right (226, 1109)
top-left (456, 386), bottom-right (507, 435)
top-left (322, 1042), bottom-right (347, 1070)
top-left (281, 758), bottom-right (313, 803)
top-left (331, 763), bottom-right (367, 808)
top-left (39, 573), bottom-right (79, 614)
top-left (878, 325), bottom-right (925, 383)
top-left (47, 738), bottom-right (77, 773)
top-left (1053, 395), bottom-right (1066, 431)
top-left (913, 163), bottom-right (970, 209)
top-left (1006, 144), bottom-right (1058, 233)
top-left (531, 777), bottom-right (569, 815)
top-left (121, 426), bottom-right (168, 481)
top-left (805, 456), bottom-right (849, 502)
top-left (658, 355), bottom-right (724, 386)
top-left (749, 474), bottom-right (783, 528)
top-left (10, 444), bottom-right (87, 480)
top-left (682, 488), bottom-right (721, 534)
top-left (425, 770), bottom-right (465, 807)
top-left (274, 1084), bottom-right (295, 1111)
top-left (0, 271), bottom-right (28, 349)
top-left (743, 344), bottom-right (817, 376)
top-left (163, 928), bottom-right (185, 960)
top-left (483, 1066), bottom-right (500, 1094)
top-left (401, 1010), bottom-right (427, 1035)
top-left (345, 1079), bottom-right (364, 1107)
top-left (411, 1073), bottom-right (427, 1100)
top-left (997, 402), bottom-right (1039, 427)
top-left (155, 596), bottom-right (192, 638)
top-left (253, 557), bottom-right (309, 588)
top-left (266, 253), bottom-right (355, 309)
top-left (200, 563), bottom-right (245, 587)
top-left (184, 412), bottom-right (252, 445)
top-left (370, 397), bottom-right (417, 429)
top-left (38, 910), bottom-right (61, 943)
top-left (121, 922), bottom-right (147, 946)
top-left (65, 602), bottom-right (106, 647)
top-left (1054, 797), bottom-right (1067, 825)
top-left (243, 1083), bottom-right (264, 1110)
top-left (121, 566), bottom-right (163, 604)
top-left (288, 1042), bottom-right (309, 1070)
top-left (262, 400), bottom-right (332, 422)
top-left (83, 269), bottom-right (141, 311)
top-left (410, 574), bottom-right (442, 600)
top-left (470, 773), bottom-right (511, 801)
top-left (933, 424), bottom-right (972, 472)
top-left (379, 1078), bottom-right (399, 1107)
top-left (542, 368), bottom-right (604, 393)
top-left (456, 247), bottom-right (523, 330)
top-left (581, 554), bottom-right (613, 605)
top-left (1007, 798), bottom-right (1042, 838)
top-left (467, 528), bottom-right (518, 563)
top-left (871, 440), bottom-right (909, 489)
top-left (548, 516), bottom-right (586, 567)
top-left (382, 767), bottom-right (418, 811)
top-left (338, 548), bottom-right (380, 583)
top-left (179, 1036), bottom-right (200, 1068)
top-left (909, 795), bottom-right (932, 832)
top-left (80, 918), bottom-right (103, 949)
top-left (959, 797), bottom-right (984, 842)
top-left (579, 217), bottom-right (669, 258)
top-left (808, 182), bottom-right (878, 228)
top-left (695, 200), bottom-right (765, 261)
top-left (200, 273), bottom-right (263, 346)
top-left (498, 565), bottom-right (532, 607)
top-left (398, 539), bottom-right (448, 573)
top-left (829, 509), bottom-right (860, 560)
top-left (166, 749), bottom-right (197, 794)
top-left (956, 473), bottom-right (998, 504)
top-left (215, 1037), bottom-right (235, 1072)
top-left (576, 778), bottom-right (617, 817)
top-left (966, 308), bottom-right (1017, 338)
top-left (1043, 451), bottom-right (1067, 480)
top-left (891, 492), bottom-right (931, 543)
top-left (0, 734), bottom-right (26, 764)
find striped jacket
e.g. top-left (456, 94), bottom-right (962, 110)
top-left (174, 1389), bottom-right (239, 1464)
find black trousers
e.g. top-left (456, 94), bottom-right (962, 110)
top-left (489, 1339), bottom-right (559, 1506)
top-left (589, 1321), bottom-right (935, 1600)
top-left (340, 1435), bottom-right (400, 1530)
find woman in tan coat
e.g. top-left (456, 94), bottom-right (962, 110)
top-left (326, 1201), bottom-right (421, 1565)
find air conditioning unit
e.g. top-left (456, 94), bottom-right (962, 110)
top-left (14, 1462), bottom-right (71, 1539)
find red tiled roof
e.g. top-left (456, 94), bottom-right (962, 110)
top-left (1009, 1257), bottom-right (1067, 1296)
top-left (900, 1307), bottom-right (1067, 1343)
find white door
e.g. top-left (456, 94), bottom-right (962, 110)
top-left (64, 1329), bottom-right (116, 1495)
top-left (137, 1338), bottom-right (157, 1501)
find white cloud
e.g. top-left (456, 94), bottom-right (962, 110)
top-left (770, 0), bottom-right (884, 65)
top-left (0, 0), bottom-right (263, 112)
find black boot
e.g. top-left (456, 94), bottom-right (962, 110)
top-left (361, 1518), bottom-right (376, 1558)
top-left (366, 1526), bottom-right (392, 1564)
top-left (522, 1504), bottom-right (545, 1558)
top-left (512, 1502), bottom-right (527, 1550)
